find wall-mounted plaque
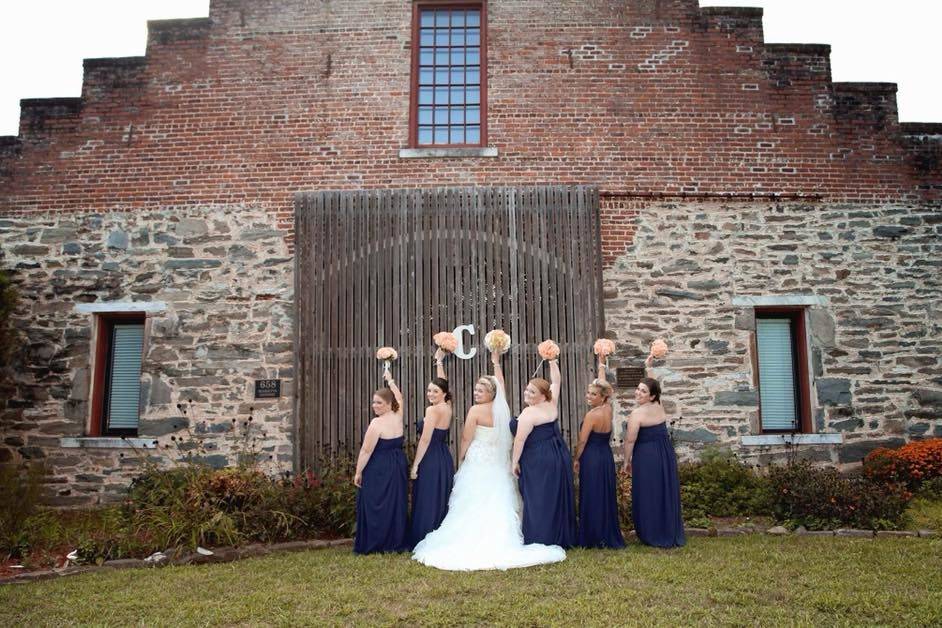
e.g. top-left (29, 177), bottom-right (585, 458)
top-left (255, 379), bottom-right (281, 399)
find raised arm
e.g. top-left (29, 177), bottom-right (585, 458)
top-left (621, 411), bottom-right (642, 474)
top-left (434, 348), bottom-right (447, 381)
top-left (411, 408), bottom-right (437, 480)
top-left (384, 369), bottom-right (404, 412)
top-left (549, 358), bottom-right (561, 405)
top-left (644, 353), bottom-right (654, 379)
top-left (511, 414), bottom-right (535, 477)
top-left (490, 349), bottom-right (505, 391)
top-left (354, 421), bottom-right (380, 487)
top-left (597, 354), bottom-right (608, 384)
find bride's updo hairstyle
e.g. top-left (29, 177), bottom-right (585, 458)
top-left (430, 376), bottom-right (452, 402)
top-left (375, 387), bottom-right (400, 412)
top-left (477, 375), bottom-right (497, 401)
top-left (528, 377), bottom-right (552, 402)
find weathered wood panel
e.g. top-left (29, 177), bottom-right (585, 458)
top-left (294, 186), bottom-right (603, 470)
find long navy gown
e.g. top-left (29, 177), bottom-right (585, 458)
top-left (577, 430), bottom-right (626, 549)
top-left (631, 423), bottom-right (686, 548)
top-left (510, 418), bottom-right (577, 548)
top-left (407, 419), bottom-right (454, 549)
top-left (354, 435), bottom-right (409, 554)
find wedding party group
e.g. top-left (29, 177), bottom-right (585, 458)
top-left (352, 331), bottom-right (685, 571)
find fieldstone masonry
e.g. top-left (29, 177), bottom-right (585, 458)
top-left (603, 200), bottom-right (941, 465)
top-left (0, 206), bottom-right (294, 505)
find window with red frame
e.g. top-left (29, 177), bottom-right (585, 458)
top-left (411, 3), bottom-right (486, 147)
top-left (755, 309), bottom-right (812, 433)
top-left (90, 313), bottom-right (145, 436)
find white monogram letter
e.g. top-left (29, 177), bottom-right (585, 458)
top-left (453, 324), bottom-right (477, 360)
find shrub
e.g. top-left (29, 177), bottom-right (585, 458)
top-left (284, 454), bottom-right (358, 538)
top-left (768, 460), bottom-right (910, 530)
top-left (0, 463), bottom-right (45, 559)
top-left (864, 438), bottom-right (942, 490)
top-left (679, 448), bottom-right (772, 524)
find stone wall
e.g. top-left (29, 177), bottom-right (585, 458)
top-left (0, 206), bottom-right (294, 505)
top-left (602, 198), bottom-right (942, 466)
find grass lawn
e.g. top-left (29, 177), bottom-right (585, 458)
top-left (2, 535), bottom-right (940, 626)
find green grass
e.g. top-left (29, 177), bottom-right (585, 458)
top-left (907, 497), bottom-right (942, 531)
top-left (3, 536), bottom-right (941, 626)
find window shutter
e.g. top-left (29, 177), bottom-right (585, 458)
top-left (106, 323), bottom-right (144, 431)
top-left (756, 318), bottom-right (798, 431)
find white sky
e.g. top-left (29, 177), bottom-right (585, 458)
top-left (0, 0), bottom-right (939, 137)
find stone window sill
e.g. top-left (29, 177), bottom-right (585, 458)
top-left (740, 434), bottom-right (843, 446)
top-left (398, 147), bottom-right (498, 159)
top-left (60, 437), bottom-right (157, 449)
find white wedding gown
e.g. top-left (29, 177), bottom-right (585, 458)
top-left (411, 381), bottom-right (566, 571)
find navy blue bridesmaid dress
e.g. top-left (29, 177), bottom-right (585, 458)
top-left (577, 430), bottom-right (626, 549)
top-left (631, 423), bottom-right (686, 548)
top-left (510, 418), bottom-right (577, 548)
top-left (407, 419), bottom-right (455, 549)
top-left (354, 435), bottom-right (409, 554)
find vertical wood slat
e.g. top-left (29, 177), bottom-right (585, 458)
top-left (294, 186), bottom-right (603, 466)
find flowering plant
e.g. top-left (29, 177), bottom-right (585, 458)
top-left (650, 338), bottom-right (668, 359)
top-left (593, 338), bottom-right (616, 357)
top-left (538, 339), bottom-right (560, 360)
top-left (433, 331), bottom-right (458, 353)
top-left (484, 329), bottom-right (511, 354)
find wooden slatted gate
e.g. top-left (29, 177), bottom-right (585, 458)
top-left (293, 186), bottom-right (603, 470)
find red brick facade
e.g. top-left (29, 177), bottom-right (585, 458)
top-left (1, 0), bottom-right (939, 241)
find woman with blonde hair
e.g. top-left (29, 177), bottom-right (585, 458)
top-left (573, 355), bottom-right (625, 548)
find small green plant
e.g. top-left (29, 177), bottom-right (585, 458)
top-left (679, 448), bottom-right (772, 523)
top-left (0, 463), bottom-right (45, 559)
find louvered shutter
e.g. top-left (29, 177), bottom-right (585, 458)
top-left (756, 318), bottom-right (798, 431)
top-left (106, 323), bottom-right (144, 431)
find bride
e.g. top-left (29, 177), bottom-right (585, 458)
top-left (412, 349), bottom-right (566, 571)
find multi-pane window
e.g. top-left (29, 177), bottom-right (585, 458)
top-left (755, 310), bottom-right (811, 433)
top-left (412, 4), bottom-right (485, 146)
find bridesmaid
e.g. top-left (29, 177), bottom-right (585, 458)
top-left (573, 356), bottom-right (625, 549)
top-left (622, 355), bottom-right (686, 548)
top-left (407, 348), bottom-right (455, 549)
top-left (353, 369), bottom-right (409, 554)
top-left (511, 358), bottom-right (577, 548)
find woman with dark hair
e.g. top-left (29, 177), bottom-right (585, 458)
top-left (353, 369), bottom-right (409, 554)
top-left (573, 355), bottom-right (625, 549)
top-left (622, 354), bottom-right (685, 548)
top-left (408, 348), bottom-right (456, 549)
top-left (511, 358), bottom-right (577, 548)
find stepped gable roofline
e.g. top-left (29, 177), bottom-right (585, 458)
top-left (83, 56), bottom-right (148, 70)
top-left (764, 43), bottom-right (831, 55)
top-left (699, 6), bottom-right (764, 18)
top-left (147, 17), bottom-right (212, 45)
top-left (901, 123), bottom-right (942, 135)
